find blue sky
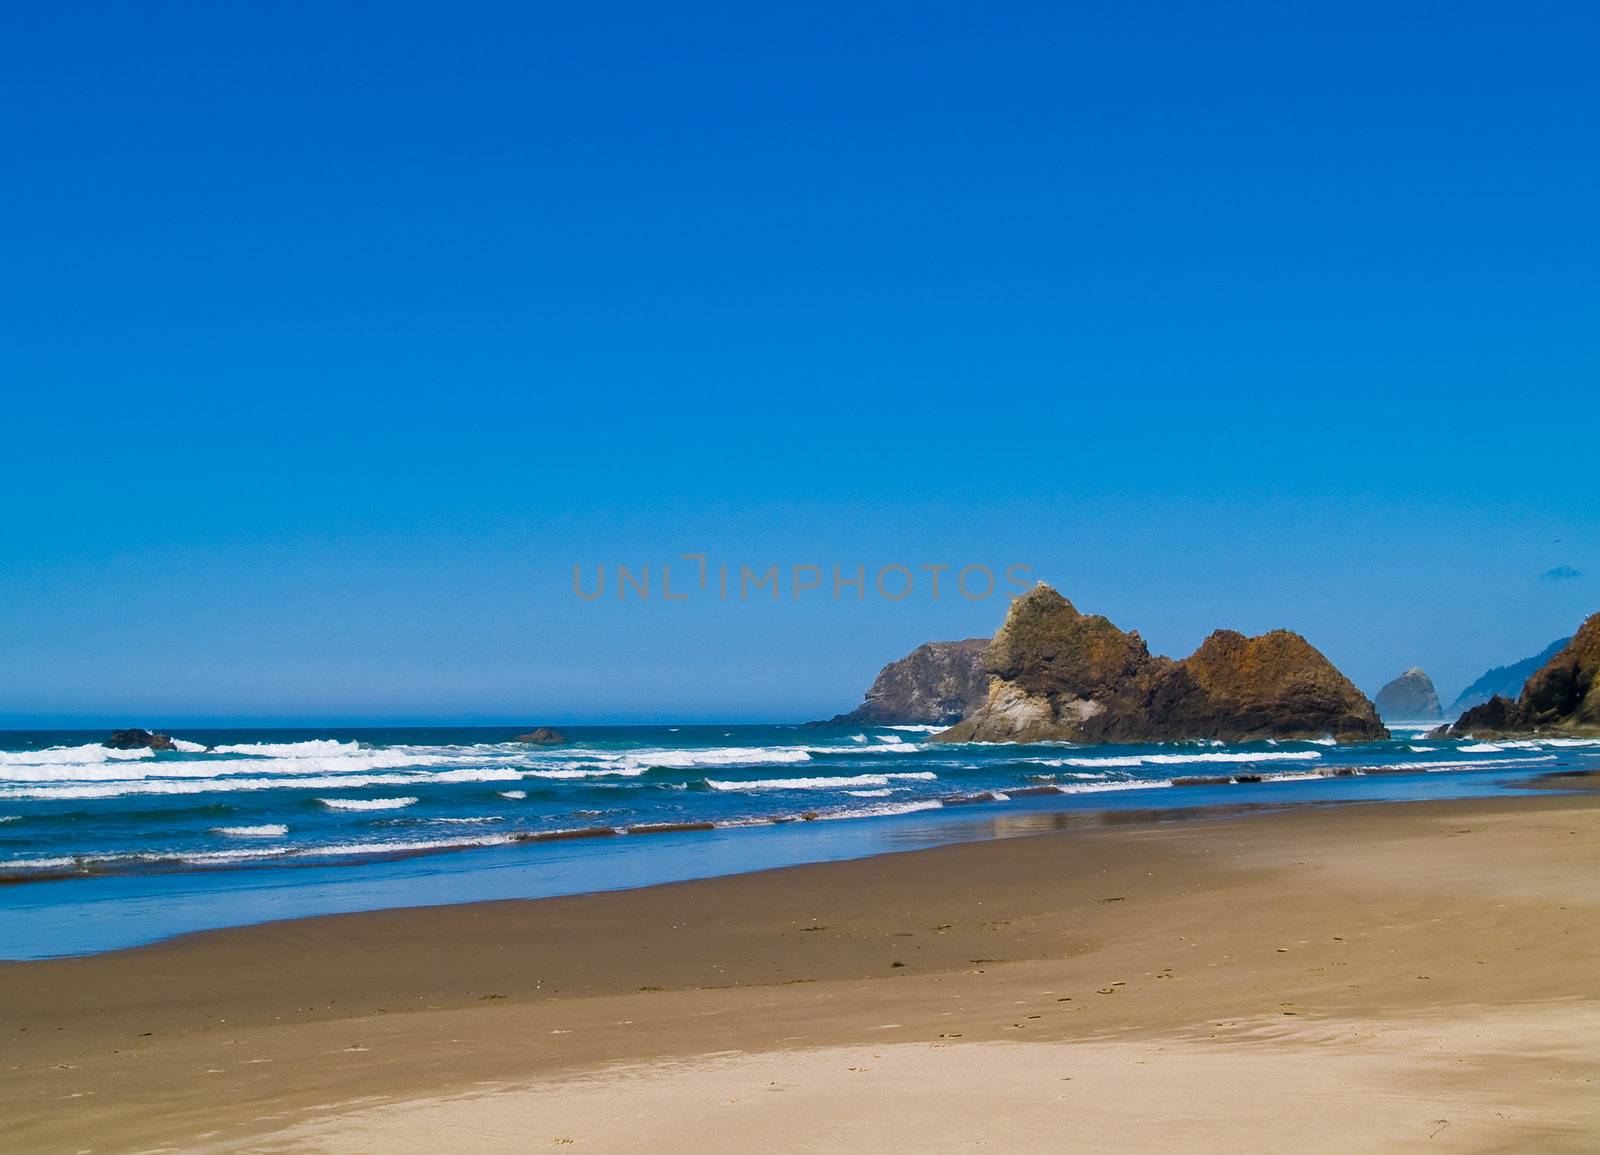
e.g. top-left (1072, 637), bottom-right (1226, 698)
top-left (2, 1), bottom-right (1596, 725)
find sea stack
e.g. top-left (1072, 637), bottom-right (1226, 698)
top-left (102, 729), bottom-right (178, 751)
top-left (1440, 613), bottom-right (1600, 737)
top-left (1374, 668), bottom-right (1443, 721)
top-left (824, 638), bottom-right (990, 726)
top-left (513, 727), bottom-right (568, 744)
top-left (935, 584), bottom-right (1387, 744)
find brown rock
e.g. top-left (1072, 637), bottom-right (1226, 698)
top-left (823, 638), bottom-right (990, 726)
top-left (1441, 613), bottom-right (1600, 737)
top-left (937, 584), bottom-right (1387, 745)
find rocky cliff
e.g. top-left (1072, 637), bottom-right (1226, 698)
top-left (1439, 613), bottom-right (1600, 737)
top-left (935, 585), bottom-right (1387, 744)
top-left (1374, 668), bottom-right (1443, 720)
top-left (1448, 637), bottom-right (1572, 715)
top-left (826, 638), bottom-right (991, 726)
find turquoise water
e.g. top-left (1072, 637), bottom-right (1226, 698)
top-left (2, 722), bottom-right (1594, 958)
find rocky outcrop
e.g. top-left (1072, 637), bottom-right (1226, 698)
top-left (824, 638), bottom-right (990, 726)
top-left (103, 729), bottom-right (177, 751)
top-left (513, 727), bottom-right (568, 744)
top-left (1374, 668), bottom-right (1443, 720)
top-left (1448, 637), bottom-right (1572, 715)
top-left (936, 585), bottom-right (1387, 744)
top-left (1439, 614), bottom-right (1600, 737)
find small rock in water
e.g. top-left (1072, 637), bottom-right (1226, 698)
top-left (512, 727), bottom-right (568, 744)
top-left (103, 729), bottom-right (177, 751)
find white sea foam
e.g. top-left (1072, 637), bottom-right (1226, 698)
top-left (0, 815), bottom-right (17, 823)
top-left (844, 788), bottom-right (895, 797)
top-left (318, 797), bottom-right (419, 811)
top-left (171, 739), bottom-right (209, 753)
top-left (1460, 742), bottom-right (1505, 753)
top-left (850, 734), bottom-right (868, 743)
top-left (211, 824), bottom-right (289, 837)
top-left (211, 739), bottom-right (364, 757)
top-left (526, 746), bottom-right (819, 777)
top-left (1057, 779), bottom-right (1175, 794)
top-left (883, 724), bottom-right (943, 732)
top-left (1351, 756), bottom-right (1558, 773)
top-left (704, 772), bottom-right (938, 792)
top-left (874, 734), bottom-right (905, 744)
top-left (818, 799), bottom-right (945, 821)
top-left (428, 816), bottom-right (502, 824)
top-left (497, 790), bottom-right (528, 799)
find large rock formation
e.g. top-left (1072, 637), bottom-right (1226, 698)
top-left (1439, 613), bottom-right (1600, 737)
top-left (1448, 637), bottom-right (1572, 715)
top-left (1374, 668), bottom-right (1443, 720)
top-left (825, 638), bottom-right (990, 726)
top-left (936, 585), bottom-right (1387, 744)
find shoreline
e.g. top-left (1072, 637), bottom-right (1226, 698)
top-left (0, 760), bottom-right (1573, 959)
top-left (5, 788), bottom-right (1600, 1151)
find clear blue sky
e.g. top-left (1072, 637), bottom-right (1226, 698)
top-left (2, 1), bottom-right (1596, 725)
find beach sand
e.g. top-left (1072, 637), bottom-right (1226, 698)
top-left (4, 790), bottom-right (1599, 1152)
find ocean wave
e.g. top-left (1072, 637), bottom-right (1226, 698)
top-left (1460, 742), bottom-right (1504, 753)
top-left (704, 772), bottom-right (938, 792)
top-left (1031, 751), bottom-right (1321, 769)
top-left (0, 750), bottom-right (463, 783)
top-left (497, 790), bottom-right (528, 799)
top-left (0, 766), bottom-right (524, 801)
top-left (874, 734), bottom-right (905, 744)
top-left (318, 797), bottom-right (419, 811)
top-left (211, 824), bottom-right (289, 837)
top-left (1057, 779), bottom-right (1176, 794)
top-left (882, 724), bottom-right (943, 732)
top-left (816, 799), bottom-right (945, 821)
top-left (171, 739), bottom-right (209, 753)
top-left (1352, 756), bottom-right (1558, 772)
top-left (210, 739), bottom-right (364, 757)
top-left (0, 744), bottom-right (154, 767)
top-left (844, 788), bottom-right (896, 797)
top-left (2, 832), bottom-right (521, 874)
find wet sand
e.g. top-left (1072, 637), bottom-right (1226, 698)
top-left (4, 791), bottom-right (1599, 1152)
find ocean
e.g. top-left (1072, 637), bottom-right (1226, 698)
top-left (3, 723), bottom-right (1596, 959)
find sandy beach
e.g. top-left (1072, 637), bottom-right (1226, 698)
top-left (5, 787), bottom-right (1599, 1152)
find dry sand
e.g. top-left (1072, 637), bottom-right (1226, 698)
top-left (4, 790), bottom-right (1599, 1152)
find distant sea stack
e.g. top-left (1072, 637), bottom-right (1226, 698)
top-left (825, 639), bottom-right (990, 726)
top-left (102, 729), bottom-right (177, 751)
top-left (513, 727), bottom-right (568, 744)
top-left (1448, 637), bottom-right (1572, 715)
top-left (1373, 668), bottom-right (1443, 721)
top-left (936, 585), bottom-right (1387, 744)
top-left (1439, 613), bottom-right (1600, 737)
